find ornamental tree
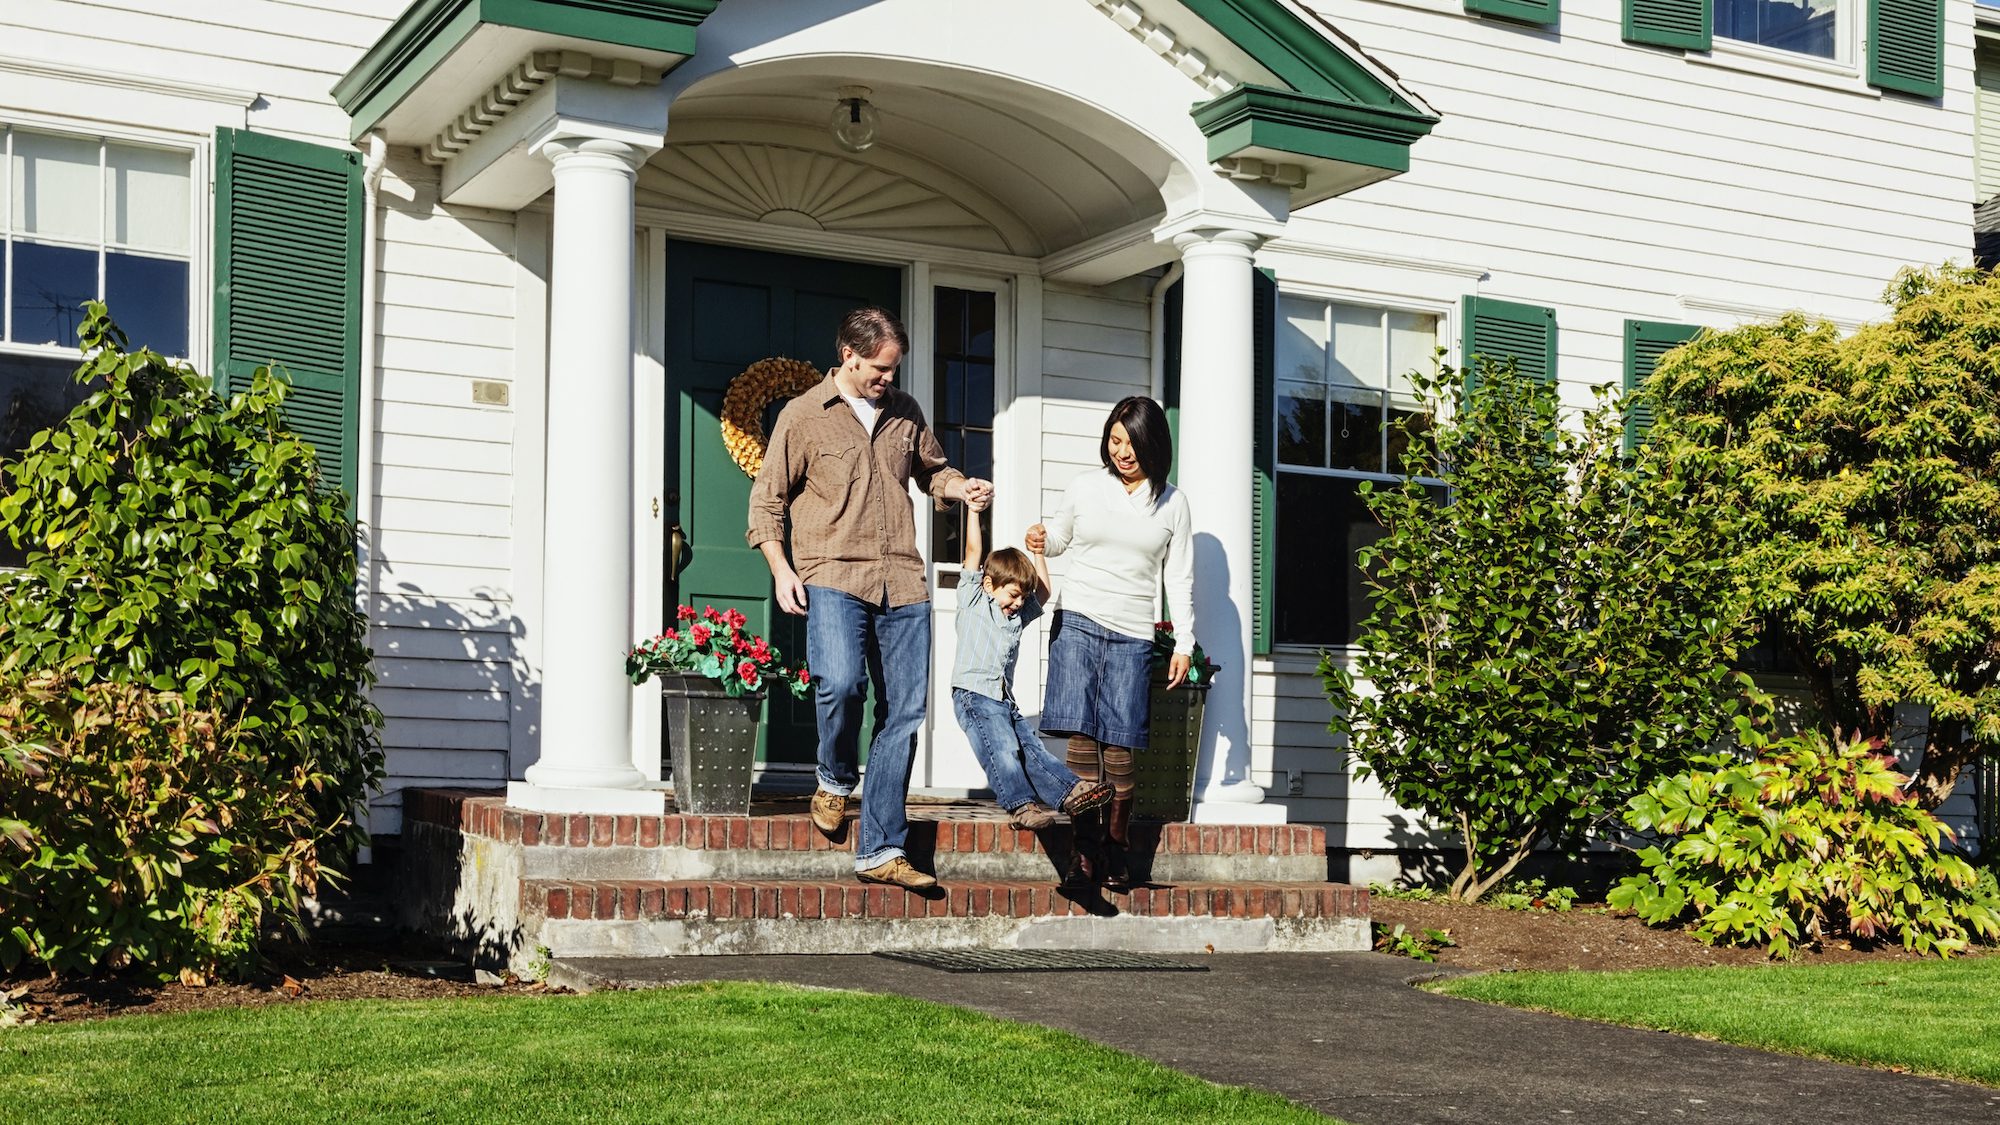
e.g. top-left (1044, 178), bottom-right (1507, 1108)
top-left (1644, 266), bottom-right (2000, 808)
top-left (1321, 358), bottom-right (1756, 902)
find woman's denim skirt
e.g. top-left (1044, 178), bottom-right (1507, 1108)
top-left (1039, 610), bottom-right (1153, 749)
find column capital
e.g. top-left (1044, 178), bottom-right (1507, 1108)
top-left (535, 134), bottom-right (654, 173)
top-left (1170, 227), bottom-right (1267, 259)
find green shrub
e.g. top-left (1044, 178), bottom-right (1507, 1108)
top-left (1322, 357), bottom-right (1756, 902)
top-left (1610, 722), bottom-right (2000, 959)
top-left (0, 305), bottom-right (379, 979)
top-left (0, 673), bottom-right (331, 978)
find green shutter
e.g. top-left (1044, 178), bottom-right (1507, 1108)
top-left (1461, 295), bottom-right (1557, 389)
top-left (1623, 319), bottom-right (1700, 452)
top-left (213, 127), bottom-right (362, 508)
top-left (1465, 0), bottom-right (1560, 27)
top-left (1251, 268), bottom-right (1277, 655)
top-left (1624, 0), bottom-right (1711, 50)
top-left (1163, 278), bottom-right (1184, 486)
top-left (1869, 0), bottom-right (1944, 98)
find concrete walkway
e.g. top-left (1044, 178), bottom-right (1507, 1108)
top-left (554, 951), bottom-right (2000, 1125)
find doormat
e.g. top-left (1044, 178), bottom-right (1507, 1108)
top-left (875, 949), bottom-right (1209, 973)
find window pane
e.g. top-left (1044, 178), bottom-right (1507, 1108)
top-left (1276, 379), bottom-right (1325, 467)
top-left (1716, 0), bottom-right (1837, 60)
top-left (943, 358), bottom-right (966, 425)
top-left (10, 241), bottom-right (97, 347)
top-left (0, 351), bottom-right (93, 568)
top-left (1328, 303), bottom-right (1386, 391)
top-left (967, 292), bottom-right (995, 356)
top-left (1327, 392), bottom-right (1385, 473)
top-left (11, 130), bottom-right (100, 243)
top-left (966, 361), bottom-right (994, 428)
top-left (1387, 311), bottom-right (1438, 403)
top-left (105, 251), bottom-right (188, 356)
top-left (106, 142), bottom-right (191, 254)
top-left (935, 287), bottom-right (965, 354)
top-left (1274, 474), bottom-right (1386, 646)
top-left (1385, 404), bottom-right (1435, 477)
top-left (1276, 296), bottom-right (1327, 384)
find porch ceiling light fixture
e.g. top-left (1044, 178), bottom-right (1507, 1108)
top-left (830, 85), bottom-right (878, 153)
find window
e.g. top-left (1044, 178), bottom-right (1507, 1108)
top-left (1, 124), bottom-right (196, 567)
top-left (1716, 0), bottom-right (1841, 60)
top-left (1272, 296), bottom-right (1440, 646)
top-left (930, 286), bottom-right (995, 568)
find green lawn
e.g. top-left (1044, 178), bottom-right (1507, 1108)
top-left (0, 981), bottom-right (1332, 1124)
top-left (1434, 956), bottom-right (2000, 1086)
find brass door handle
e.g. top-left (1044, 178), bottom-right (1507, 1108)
top-left (669, 523), bottom-right (688, 579)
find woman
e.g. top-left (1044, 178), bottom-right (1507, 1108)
top-left (1026, 395), bottom-right (1194, 887)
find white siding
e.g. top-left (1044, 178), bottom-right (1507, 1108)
top-left (0, 0), bottom-right (400, 144)
top-left (366, 153), bottom-right (524, 833)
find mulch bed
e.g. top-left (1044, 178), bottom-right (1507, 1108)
top-left (1368, 896), bottom-right (1947, 973)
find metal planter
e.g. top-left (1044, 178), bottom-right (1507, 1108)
top-left (660, 672), bottom-right (764, 816)
top-left (1134, 677), bottom-right (1208, 823)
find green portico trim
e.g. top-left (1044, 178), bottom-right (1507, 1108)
top-left (332, 0), bottom-right (718, 141)
top-left (1177, 0), bottom-right (1437, 174)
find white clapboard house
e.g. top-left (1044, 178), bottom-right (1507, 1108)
top-left (0, 0), bottom-right (1973, 885)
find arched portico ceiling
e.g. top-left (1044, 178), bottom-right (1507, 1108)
top-left (334, 0), bottom-right (1438, 235)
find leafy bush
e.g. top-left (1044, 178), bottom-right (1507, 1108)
top-left (0, 305), bottom-right (379, 978)
top-left (1488, 877), bottom-right (1578, 914)
top-left (1610, 723), bottom-right (2000, 958)
top-left (0, 673), bottom-right (335, 978)
top-left (1322, 357), bottom-right (1756, 902)
top-left (1645, 266), bottom-right (2000, 807)
top-left (1374, 922), bottom-right (1455, 962)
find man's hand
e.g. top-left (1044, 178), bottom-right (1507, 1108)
top-left (957, 477), bottom-right (994, 511)
top-left (1025, 523), bottom-right (1047, 553)
top-left (773, 568), bottom-right (809, 616)
top-left (1166, 652), bottom-right (1191, 690)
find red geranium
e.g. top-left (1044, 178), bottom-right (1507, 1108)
top-left (626, 602), bottom-right (811, 699)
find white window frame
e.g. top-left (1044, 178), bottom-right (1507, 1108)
top-left (1270, 283), bottom-right (1451, 654)
top-left (1712, 0), bottom-right (1857, 67)
top-left (0, 112), bottom-right (210, 368)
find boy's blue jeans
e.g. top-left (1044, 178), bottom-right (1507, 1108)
top-left (806, 586), bottom-right (929, 871)
top-left (951, 687), bottom-right (1081, 813)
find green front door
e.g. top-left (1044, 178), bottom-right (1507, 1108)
top-left (664, 240), bottom-right (902, 765)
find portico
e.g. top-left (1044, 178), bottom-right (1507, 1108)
top-left (334, 0), bottom-right (1436, 827)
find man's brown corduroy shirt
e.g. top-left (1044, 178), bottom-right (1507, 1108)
top-left (746, 374), bottom-right (963, 609)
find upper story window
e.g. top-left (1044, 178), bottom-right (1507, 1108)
top-left (6, 125), bottom-right (194, 357)
top-left (2, 123), bottom-right (196, 567)
top-left (1272, 295), bottom-right (1441, 647)
top-left (1716, 0), bottom-right (1841, 61)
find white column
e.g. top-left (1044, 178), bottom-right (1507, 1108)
top-left (1173, 228), bottom-right (1282, 823)
top-left (509, 136), bottom-right (662, 814)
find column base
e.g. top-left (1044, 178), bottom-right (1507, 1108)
top-left (506, 780), bottom-right (670, 815)
top-left (1192, 788), bottom-right (1289, 825)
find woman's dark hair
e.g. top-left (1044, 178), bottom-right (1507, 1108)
top-left (835, 306), bottom-right (910, 363)
top-left (1100, 395), bottom-right (1172, 502)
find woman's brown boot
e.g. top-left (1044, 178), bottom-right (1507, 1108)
top-left (1063, 808), bottom-right (1103, 888)
top-left (1101, 793), bottom-right (1134, 888)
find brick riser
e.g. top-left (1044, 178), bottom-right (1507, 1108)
top-left (395, 790), bottom-right (1370, 962)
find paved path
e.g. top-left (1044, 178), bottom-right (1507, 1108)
top-left (554, 951), bottom-right (2000, 1125)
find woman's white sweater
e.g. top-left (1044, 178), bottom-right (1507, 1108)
top-left (1042, 468), bottom-right (1195, 653)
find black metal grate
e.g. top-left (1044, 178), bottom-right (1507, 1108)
top-left (876, 949), bottom-right (1209, 973)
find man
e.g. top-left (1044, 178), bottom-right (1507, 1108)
top-left (747, 306), bottom-right (993, 889)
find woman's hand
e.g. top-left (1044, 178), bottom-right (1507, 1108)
top-left (1167, 652), bottom-right (1191, 690)
top-left (1025, 523), bottom-right (1047, 553)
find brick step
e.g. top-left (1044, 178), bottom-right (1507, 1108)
top-left (525, 877), bottom-right (1367, 924)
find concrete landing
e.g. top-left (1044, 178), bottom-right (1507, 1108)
top-left (553, 951), bottom-right (2000, 1125)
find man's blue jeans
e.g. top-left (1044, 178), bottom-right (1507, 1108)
top-left (806, 586), bottom-right (930, 870)
top-left (952, 688), bottom-right (1080, 813)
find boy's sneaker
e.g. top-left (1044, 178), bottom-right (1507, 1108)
top-left (1008, 803), bottom-right (1057, 831)
top-left (856, 856), bottom-right (938, 889)
top-left (1060, 779), bottom-right (1114, 818)
top-left (809, 789), bottom-right (848, 835)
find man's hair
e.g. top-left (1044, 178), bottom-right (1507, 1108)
top-left (1101, 395), bottom-right (1173, 503)
top-left (835, 306), bottom-right (910, 362)
top-left (982, 548), bottom-right (1039, 597)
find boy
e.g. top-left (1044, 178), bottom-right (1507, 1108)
top-left (951, 499), bottom-right (1113, 830)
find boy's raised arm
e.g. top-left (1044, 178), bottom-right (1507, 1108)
top-left (960, 498), bottom-right (985, 571)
